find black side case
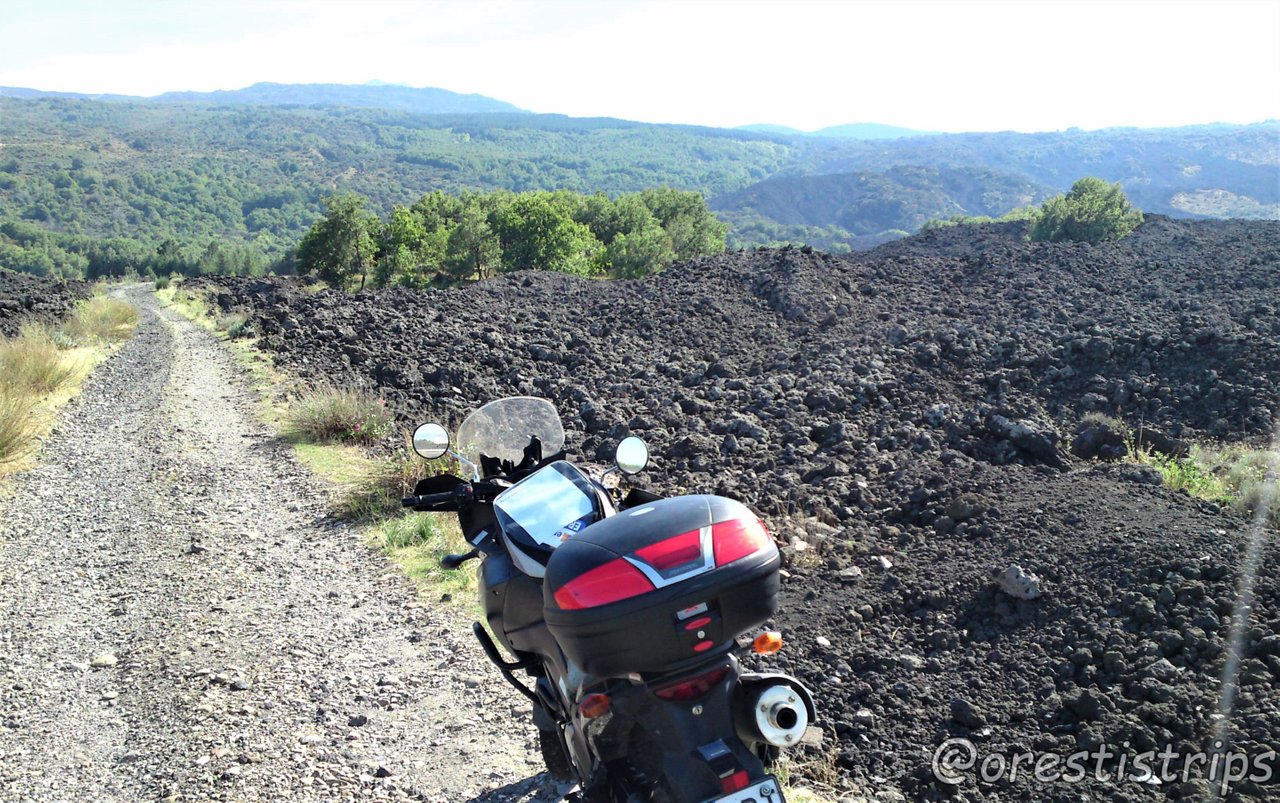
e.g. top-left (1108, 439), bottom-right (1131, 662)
top-left (543, 495), bottom-right (780, 677)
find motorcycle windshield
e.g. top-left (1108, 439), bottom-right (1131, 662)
top-left (455, 396), bottom-right (566, 467)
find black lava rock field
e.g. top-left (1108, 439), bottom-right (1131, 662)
top-left (0, 268), bottom-right (90, 337)
top-left (200, 217), bottom-right (1280, 801)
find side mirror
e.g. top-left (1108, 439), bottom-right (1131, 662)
top-left (615, 436), bottom-right (649, 475)
top-left (412, 423), bottom-right (450, 460)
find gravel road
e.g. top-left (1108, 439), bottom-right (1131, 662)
top-left (0, 287), bottom-right (558, 802)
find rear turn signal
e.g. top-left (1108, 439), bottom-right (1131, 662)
top-left (752, 630), bottom-right (783, 655)
top-left (579, 693), bottom-right (611, 719)
top-left (711, 517), bottom-right (771, 565)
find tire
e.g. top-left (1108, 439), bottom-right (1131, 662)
top-left (539, 727), bottom-right (575, 781)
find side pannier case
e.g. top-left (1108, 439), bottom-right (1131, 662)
top-left (542, 495), bottom-right (780, 677)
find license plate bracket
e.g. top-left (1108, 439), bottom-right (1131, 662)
top-left (705, 775), bottom-right (785, 803)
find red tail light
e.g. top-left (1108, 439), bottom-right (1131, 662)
top-left (553, 558), bottom-right (654, 610)
top-left (721, 769), bottom-right (750, 794)
top-left (711, 517), bottom-right (771, 565)
top-left (653, 665), bottom-right (730, 701)
top-left (636, 528), bottom-right (702, 571)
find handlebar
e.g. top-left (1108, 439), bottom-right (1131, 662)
top-left (400, 490), bottom-right (460, 510)
top-left (401, 480), bottom-right (508, 511)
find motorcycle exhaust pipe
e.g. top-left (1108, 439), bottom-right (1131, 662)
top-left (748, 684), bottom-right (809, 747)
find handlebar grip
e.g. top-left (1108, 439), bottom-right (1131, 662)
top-left (402, 490), bottom-right (459, 510)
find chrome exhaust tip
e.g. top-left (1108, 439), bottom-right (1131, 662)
top-left (752, 684), bottom-right (808, 747)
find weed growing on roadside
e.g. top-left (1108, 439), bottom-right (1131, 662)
top-left (0, 329), bottom-right (76, 395)
top-left (61, 297), bottom-right (139, 344)
top-left (375, 512), bottom-right (477, 600)
top-left (0, 388), bottom-right (37, 464)
top-left (284, 386), bottom-right (393, 445)
top-left (0, 297), bottom-right (136, 469)
top-left (218, 311), bottom-right (251, 338)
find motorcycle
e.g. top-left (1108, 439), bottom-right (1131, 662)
top-left (402, 396), bottom-right (818, 802)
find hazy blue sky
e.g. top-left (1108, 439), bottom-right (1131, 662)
top-left (1, 0), bottom-right (1276, 132)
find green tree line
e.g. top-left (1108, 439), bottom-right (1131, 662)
top-left (918, 177), bottom-right (1143, 244)
top-left (0, 219), bottom-right (270, 280)
top-left (297, 187), bottom-right (727, 290)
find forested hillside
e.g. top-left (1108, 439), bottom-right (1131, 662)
top-left (713, 165), bottom-right (1048, 250)
top-left (0, 91), bottom-right (1275, 278)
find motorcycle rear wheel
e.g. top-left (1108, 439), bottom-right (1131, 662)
top-left (538, 727), bottom-right (575, 781)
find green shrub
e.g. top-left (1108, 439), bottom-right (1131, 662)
top-left (218, 311), bottom-right (251, 338)
top-left (284, 386), bottom-right (393, 445)
top-left (154, 274), bottom-right (171, 290)
top-left (1030, 177), bottom-right (1143, 243)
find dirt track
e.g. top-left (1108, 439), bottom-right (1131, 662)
top-left (0, 287), bottom-right (557, 802)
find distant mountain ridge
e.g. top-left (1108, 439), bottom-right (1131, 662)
top-left (737, 122), bottom-right (934, 140)
top-left (0, 89), bottom-right (1274, 279)
top-left (0, 82), bottom-right (524, 115)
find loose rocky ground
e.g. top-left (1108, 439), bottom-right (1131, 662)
top-left (0, 268), bottom-right (91, 337)
top-left (198, 217), bottom-right (1280, 800)
top-left (0, 287), bottom-right (560, 801)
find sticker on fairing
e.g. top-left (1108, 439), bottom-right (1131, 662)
top-left (555, 514), bottom-right (595, 542)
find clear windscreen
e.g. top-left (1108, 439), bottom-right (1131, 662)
top-left (455, 396), bottom-right (566, 467)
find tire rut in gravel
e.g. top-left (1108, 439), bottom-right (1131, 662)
top-left (0, 286), bottom-right (559, 802)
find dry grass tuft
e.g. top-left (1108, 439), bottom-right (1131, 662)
top-left (284, 386), bottom-right (393, 446)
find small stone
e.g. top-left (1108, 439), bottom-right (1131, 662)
top-left (875, 555), bottom-right (893, 570)
top-left (1144, 658), bottom-right (1181, 683)
top-left (898, 655), bottom-right (925, 672)
top-left (100, 691), bottom-right (119, 701)
top-left (837, 566), bottom-right (864, 583)
top-left (997, 565), bottom-right (1042, 600)
top-left (815, 636), bottom-right (832, 649)
top-left (90, 653), bottom-right (118, 669)
top-left (950, 698), bottom-right (986, 729)
top-left (852, 708), bottom-right (876, 726)
top-left (1103, 650), bottom-right (1126, 675)
top-left (230, 678), bottom-right (251, 691)
top-left (348, 714), bottom-right (369, 727)
top-left (374, 765), bottom-right (392, 778)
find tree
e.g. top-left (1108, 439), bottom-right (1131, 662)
top-left (637, 187), bottom-right (727, 260)
top-left (296, 193), bottom-right (382, 290)
top-left (1030, 177), bottom-right (1143, 243)
top-left (445, 206), bottom-right (502, 280)
top-left (375, 205), bottom-right (447, 287)
top-left (605, 224), bottom-right (675, 279)
top-left (492, 193), bottom-right (602, 276)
